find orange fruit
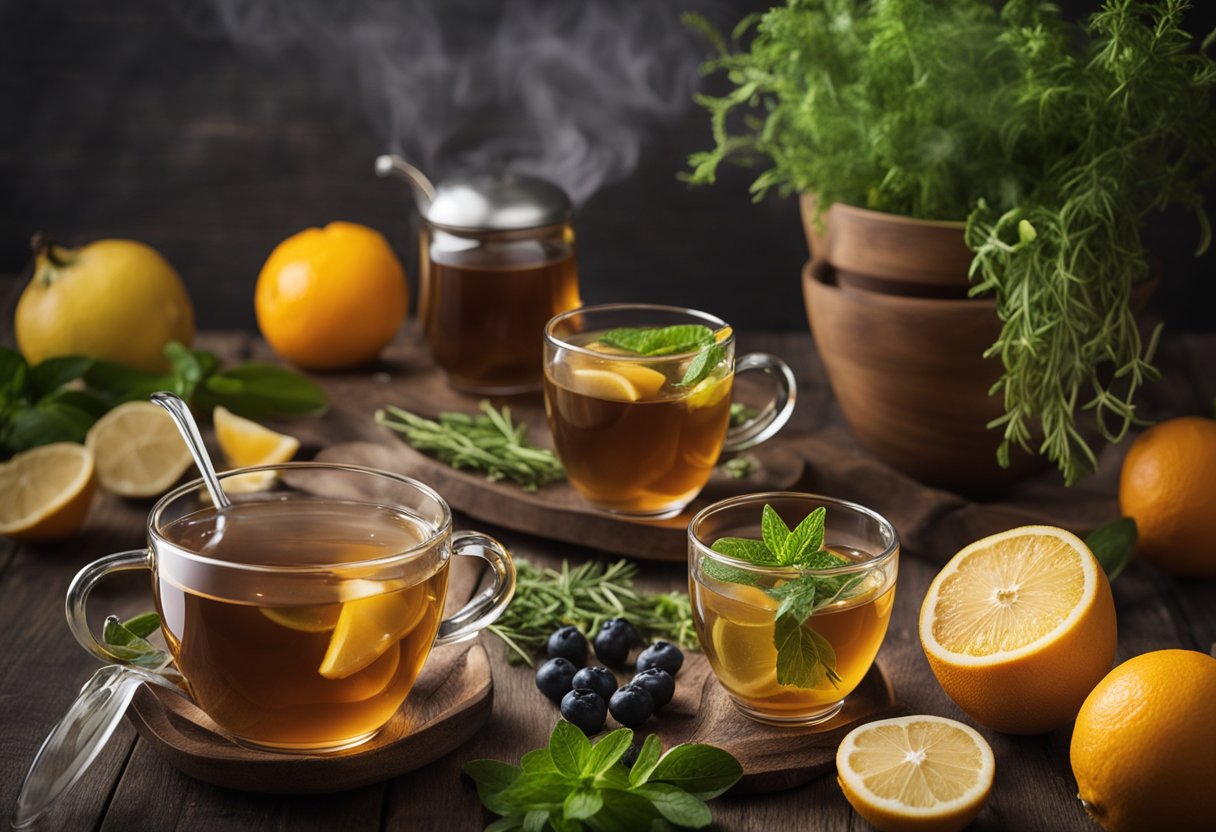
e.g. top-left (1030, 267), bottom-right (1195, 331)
top-left (1118, 416), bottom-right (1216, 577)
top-left (255, 222), bottom-right (407, 370)
top-left (919, 525), bottom-right (1116, 734)
top-left (0, 443), bottom-right (95, 542)
top-left (837, 715), bottom-right (995, 832)
top-left (1070, 649), bottom-right (1216, 832)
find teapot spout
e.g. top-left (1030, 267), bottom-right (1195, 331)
top-left (375, 154), bottom-right (436, 215)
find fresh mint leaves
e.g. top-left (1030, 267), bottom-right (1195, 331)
top-left (463, 720), bottom-right (742, 831)
top-left (704, 504), bottom-right (864, 689)
top-left (595, 326), bottom-right (726, 387)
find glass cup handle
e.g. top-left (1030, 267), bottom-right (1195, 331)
top-left (65, 549), bottom-right (153, 664)
top-left (435, 531), bottom-right (516, 646)
top-left (723, 352), bottom-right (798, 453)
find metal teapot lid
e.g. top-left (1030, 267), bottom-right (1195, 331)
top-left (375, 155), bottom-right (571, 233)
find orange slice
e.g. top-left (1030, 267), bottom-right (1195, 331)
top-left (318, 582), bottom-right (431, 680)
top-left (213, 406), bottom-right (300, 493)
top-left (0, 443), bottom-right (95, 542)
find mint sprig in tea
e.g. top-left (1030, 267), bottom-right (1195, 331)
top-left (690, 501), bottom-right (897, 725)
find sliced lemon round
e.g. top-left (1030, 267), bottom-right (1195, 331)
top-left (706, 584), bottom-right (779, 698)
top-left (85, 402), bottom-right (194, 498)
top-left (319, 582), bottom-right (430, 680)
top-left (684, 374), bottom-right (732, 409)
top-left (213, 406), bottom-right (300, 494)
top-left (836, 715), bottom-right (994, 832)
top-left (0, 442), bottom-right (96, 542)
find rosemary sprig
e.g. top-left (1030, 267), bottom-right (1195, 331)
top-left (375, 400), bottom-right (564, 491)
top-left (487, 558), bottom-right (697, 666)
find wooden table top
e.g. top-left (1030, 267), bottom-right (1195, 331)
top-left (2, 329), bottom-right (1214, 832)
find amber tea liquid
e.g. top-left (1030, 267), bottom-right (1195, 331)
top-left (421, 237), bottom-right (580, 392)
top-left (155, 498), bottom-right (448, 751)
top-left (544, 331), bottom-right (733, 516)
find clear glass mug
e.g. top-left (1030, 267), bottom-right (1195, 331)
top-left (65, 463), bottom-right (515, 753)
top-left (688, 492), bottom-right (899, 726)
top-left (543, 303), bottom-right (797, 518)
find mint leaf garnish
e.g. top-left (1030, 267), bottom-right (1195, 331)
top-left (102, 612), bottom-right (169, 669)
top-left (761, 504), bottom-right (790, 558)
top-left (462, 721), bottom-right (742, 829)
top-left (678, 344), bottom-right (724, 387)
top-left (710, 536), bottom-right (776, 564)
top-left (598, 325), bottom-right (714, 356)
top-left (774, 615), bottom-right (841, 688)
top-left (782, 507), bottom-right (827, 564)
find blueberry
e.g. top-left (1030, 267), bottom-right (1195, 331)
top-left (572, 665), bottom-right (617, 702)
top-left (535, 657), bottom-right (577, 703)
top-left (594, 618), bottom-right (640, 667)
top-left (631, 667), bottom-right (675, 708)
top-left (620, 743), bottom-right (641, 768)
top-left (561, 688), bottom-right (608, 735)
top-left (636, 641), bottom-right (684, 677)
top-left (547, 625), bottom-right (589, 666)
top-left (608, 683), bottom-right (655, 728)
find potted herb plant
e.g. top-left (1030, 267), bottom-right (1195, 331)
top-left (685, 0), bottom-right (1216, 487)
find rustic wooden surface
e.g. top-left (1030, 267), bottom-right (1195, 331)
top-left (2, 329), bottom-right (1215, 831)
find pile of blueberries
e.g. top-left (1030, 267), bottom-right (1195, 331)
top-left (535, 618), bottom-right (684, 735)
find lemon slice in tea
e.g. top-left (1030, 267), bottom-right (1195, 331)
top-left (260, 604), bottom-right (342, 633)
top-left (707, 584), bottom-right (779, 698)
top-left (319, 582), bottom-right (430, 680)
top-left (570, 365), bottom-right (666, 402)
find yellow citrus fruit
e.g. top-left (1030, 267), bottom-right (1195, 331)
top-left (0, 443), bottom-right (96, 542)
top-left (212, 406), bottom-right (300, 494)
top-left (569, 365), bottom-right (667, 402)
top-left (16, 237), bottom-right (194, 373)
top-left (919, 525), bottom-right (1116, 734)
top-left (707, 585), bottom-right (780, 698)
top-left (1118, 416), bottom-right (1216, 577)
top-left (319, 581), bottom-right (430, 680)
top-left (260, 604), bottom-right (342, 633)
top-left (837, 714), bottom-right (994, 832)
top-left (85, 402), bottom-right (194, 498)
top-left (1070, 649), bottom-right (1216, 832)
top-left (255, 222), bottom-right (407, 370)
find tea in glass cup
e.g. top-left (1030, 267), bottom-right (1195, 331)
top-left (543, 304), bottom-right (796, 518)
top-left (66, 463), bottom-right (514, 752)
top-left (688, 493), bottom-right (899, 725)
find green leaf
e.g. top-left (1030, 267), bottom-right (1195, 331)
top-left (197, 363), bottom-right (328, 418)
top-left (791, 549), bottom-right (850, 570)
top-left (584, 728), bottom-right (633, 777)
top-left (29, 356), bottom-right (92, 400)
top-left (631, 783), bottom-right (712, 828)
top-left (102, 615), bottom-right (169, 668)
top-left (3, 400), bottom-right (95, 451)
top-left (122, 611), bottom-right (161, 639)
top-left (586, 789), bottom-right (662, 832)
top-left (563, 788), bottom-right (603, 821)
top-left (0, 347), bottom-right (30, 402)
top-left (699, 559), bottom-right (763, 589)
top-left (678, 345), bottom-right (724, 387)
top-left (709, 537), bottom-right (775, 565)
top-left (82, 359), bottom-right (173, 403)
top-left (462, 759), bottom-right (523, 793)
top-left (781, 507), bottom-right (826, 564)
top-left (40, 388), bottom-right (110, 419)
top-left (1086, 518), bottom-right (1137, 582)
top-left (647, 743), bottom-right (743, 799)
top-left (628, 734), bottom-right (664, 786)
top-left (485, 816), bottom-right (525, 832)
top-left (773, 615), bottom-right (839, 690)
top-left (550, 719), bottom-right (591, 777)
top-left (521, 748), bottom-right (559, 774)
top-left (164, 342), bottom-right (205, 398)
top-left (497, 773), bottom-right (574, 812)
top-left (761, 505), bottom-right (789, 560)
top-left (597, 325), bottom-right (714, 357)
top-left (768, 576), bottom-right (820, 623)
top-left (522, 809), bottom-right (549, 832)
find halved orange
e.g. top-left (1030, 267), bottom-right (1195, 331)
top-left (0, 443), bottom-right (95, 542)
top-left (919, 525), bottom-right (1116, 734)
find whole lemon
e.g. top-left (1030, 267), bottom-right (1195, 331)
top-left (255, 222), bottom-right (407, 370)
top-left (1118, 416), bottom-right (1216, 577)
top-left (1070, 649), bottom-right (1216, 832)
top-left (16, 236), bottom-right (195, 373)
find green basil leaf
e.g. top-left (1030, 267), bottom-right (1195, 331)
top-left (647, 743), bottom-right (743, 799)
top-left (630, 783), bottom-right (712, 828)
top-left (549, 720), bottom-right (591, 778)
top-left (710, 536), bottom-right (776, 565)
top-left (29, 356), bottom-right (92, 400)
top-left (197, 364), bottom-right (328, 418)
top-left (563, 788), bottom-right (604, 821)
top-left (122, 611), bottom-right (161, 639)
top-left (1086, 517), bottom-right (1136, 582)
top-left (520, 748), bottom-right (558, 774)
top-left (584, 728), bottom-right (633, 776)
top-left (781, 507), bottom-right (826, 563)
top-left (587, 788), bottom-right (663, 832)
top-left (627, 733), bottom-right (664, 786)
top-left (761, 504), bottom-right (790, 560)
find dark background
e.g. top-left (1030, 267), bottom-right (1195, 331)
top-left (3, 0), bottom-right (1213, 334)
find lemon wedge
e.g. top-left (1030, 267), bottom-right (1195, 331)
top-left (319, 582), bottom-right (430, 680)
top-left (260, 604), bottom-right (342, 633)
top-left (213, 406), bottom-right (300, 494)
top-left (86, 401), bottom-right (194, 497)
top-left (0, 442), bottom-right (96, 542)
top-left (570, 365), bottom-right (667, 402)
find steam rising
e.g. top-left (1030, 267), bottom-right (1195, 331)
top-left (180, 0), bottom-right (715, 204)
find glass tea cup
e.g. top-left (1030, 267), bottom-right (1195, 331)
top-left (688, 492), bottom-right (899, 726)
top-left (543, 303), bottom-right (796, 518)
top-left (65, 462), bottom-right (515, 753)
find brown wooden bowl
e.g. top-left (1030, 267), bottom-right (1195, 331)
top-left (802, 260), bottom-right (1044, 495)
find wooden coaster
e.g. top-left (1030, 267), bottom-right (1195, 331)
top-left (126, 638), bottom-right (493, 794)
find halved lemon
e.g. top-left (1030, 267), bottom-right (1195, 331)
top-left (0, 443), bottom-right (95, 542)
top-left (213, 406), bottom-right (300, 493)
top-left (570, 365), bottom-right (666, 402)
top-left (85, 401), bottom-right (194, 497)
top-left (319, 582), bottom-right (430, 680)
top-left (836, 714), bottom-right (995, 832)
top-left (919, 525), bottom-right (1116, 734)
